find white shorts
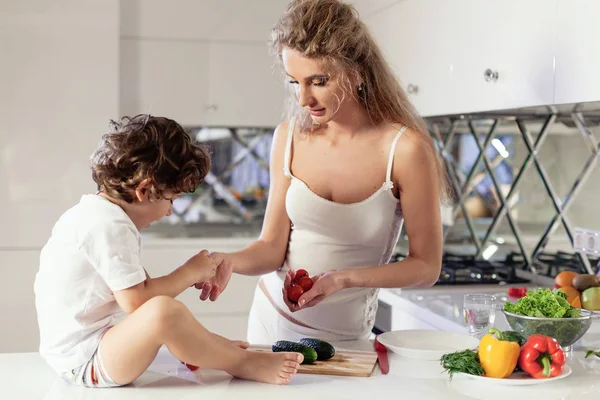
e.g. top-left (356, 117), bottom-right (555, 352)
top-left (60, 342), bottom-right (121, 388)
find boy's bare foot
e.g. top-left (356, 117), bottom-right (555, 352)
top-left (229, 351), bottom-right (303, 385)
top-left (178, 338), bottom-right (249, 369)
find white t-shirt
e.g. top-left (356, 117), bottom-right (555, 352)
top-left (34, 194), bottom-right (147, 374)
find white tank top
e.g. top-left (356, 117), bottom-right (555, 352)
top-left (262, 119), bottom-right (407, 339)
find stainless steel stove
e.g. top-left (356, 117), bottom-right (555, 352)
top-left (389, 250), bottom-right (599, 286)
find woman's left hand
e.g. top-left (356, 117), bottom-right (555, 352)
top-left (194, 252), bottom-right (233, 301)
top-left (295, 270), bottom-right (346, 309)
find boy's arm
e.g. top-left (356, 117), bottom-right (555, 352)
top-left (114, 251), bottom-right (216, 314)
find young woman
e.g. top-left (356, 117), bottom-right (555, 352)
top-left (199, 0), bottom-right (450, 344)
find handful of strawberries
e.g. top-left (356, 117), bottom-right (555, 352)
top-left (287, 269), bottom-right (314, 303)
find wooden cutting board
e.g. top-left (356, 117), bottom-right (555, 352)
top-left (250, 345), bottom-right (378, 377)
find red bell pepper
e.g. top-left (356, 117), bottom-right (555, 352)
top-left (518, 334), bottom-right (566, 379)
top-left (508, 287), bottom-right (527, 298)
top-left (180, 360), bottom-right (199, 371)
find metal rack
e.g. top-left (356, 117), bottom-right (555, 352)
top-left (153, 103), bottom-right (599, 277)
top-left (170, 127), bottom-right (273, 224)
top-left (427, 102), bottom-right (600, 274)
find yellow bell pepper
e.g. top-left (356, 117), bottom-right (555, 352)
top-left (477, 328), bottom-right (521, 378)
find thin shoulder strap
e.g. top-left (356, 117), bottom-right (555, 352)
top-left (386, 125), bottom-right (409, 183)
top-left (283, 118), bottom-right (296, 178)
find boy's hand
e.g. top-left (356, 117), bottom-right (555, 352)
top-left (194, 252), bottom-right (233, 301)
top-left (183, 250), bottom-right (217, 283)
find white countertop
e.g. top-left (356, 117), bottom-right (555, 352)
top-left (379, 285), bottom-right (600, 343)
top-left (3, 286), bottom-right (600, 400)
top-left (378, 284), bottom-right (541, 333)
top-left (4, 346), bottom-right (600, 400)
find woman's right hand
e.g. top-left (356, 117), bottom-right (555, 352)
top-left (194, 252), bottom-right (233, 301)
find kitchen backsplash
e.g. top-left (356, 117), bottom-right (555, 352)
top-left (515, 125), bottom-right (600, 229)
top-left (145, 103), bottom-right (600, 263)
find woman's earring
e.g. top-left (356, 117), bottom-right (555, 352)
top-left (357, 83), bottom-right (366, 100)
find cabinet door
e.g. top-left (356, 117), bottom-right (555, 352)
top-left (207, 42), bottom-right (287, 127)
top-left (141, 246), bottom-right (260, 315)
top-left (450, 0), bottom-right (557, 114)
top-left (554, 0), bottom-right (600, 105)
top-left (365, 0), bottom-right (455, 117)
top-left (0, 250), bottom-right (42, 353)
top-left (120, 39), bottom-right (210, 127)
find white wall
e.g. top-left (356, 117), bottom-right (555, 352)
top-left (0, 0), bottom-right (120, 353)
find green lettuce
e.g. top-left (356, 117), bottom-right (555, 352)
top-left (503, 288), bottom-right (581, 318)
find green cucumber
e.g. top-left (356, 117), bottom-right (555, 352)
top-left (272, 340), bottom-right (318, 364)
top-left (299, 338), bottom-right (336, 361)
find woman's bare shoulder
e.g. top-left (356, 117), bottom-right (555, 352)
top-left (270, 120), bottom-right (293, 158)
top-left (379, 122), bottom-right (421, 149)
top-left (274, 120), bottom-right (291, 135)
top-left (383, 123), bottom-right (438, 180)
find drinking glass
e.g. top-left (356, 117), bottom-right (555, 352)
top-left (463, 294), bottom-right (497, 338)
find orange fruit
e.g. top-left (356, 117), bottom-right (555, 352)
top-left (558, 286), bottom-right (581, 304)
top-left (555, 271), bottom-right (578, 288)
top-left (571, 296), bottom-right (582, 308)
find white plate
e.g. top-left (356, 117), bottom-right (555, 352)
top-left (377, 330), bottom-right (479, 360)
top-left (453, 365), bottom-right (572, 386)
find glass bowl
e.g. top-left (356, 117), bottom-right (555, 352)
top-left (502, 308), bottom-right (596, 349)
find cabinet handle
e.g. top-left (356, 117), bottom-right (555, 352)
top-left (205, 105), bottom-right (218, 112)
top-left (484, 69), bottom-right (499, 82)
top-left (407, 84), bottom-right (419, 94)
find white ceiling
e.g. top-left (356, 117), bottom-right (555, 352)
top-left (120, 0), bottom-right (403, 42)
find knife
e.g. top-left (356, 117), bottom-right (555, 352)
top-left (374, 335), bottom-right (389, 375)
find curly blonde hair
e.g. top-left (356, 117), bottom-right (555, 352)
top-left (91, 114), bottom-right (210, 203)
top-left (270, 0), bottom-right (451, 202)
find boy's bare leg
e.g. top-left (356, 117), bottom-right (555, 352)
top-left (211, 333), bottom-right (250, 349)
top-left (99, 296), bottom-right (303, 385)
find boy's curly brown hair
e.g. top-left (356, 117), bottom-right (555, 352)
top-left (91, 114), bottom-right (210, 203)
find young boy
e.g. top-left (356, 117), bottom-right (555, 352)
top-left (33, 115), bottom-right (302, 388)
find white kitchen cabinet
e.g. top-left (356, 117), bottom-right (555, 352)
top-left (119, 39), bottom-right (211, 126)
top-left (119, 0), bottom-right (289, 126)
top-left (0, 244), bottom-right (258, 353)
top-left (0, 239), bottom-right (258, 353)
top-left (366, 0), bottom-right (558, 116)
top-left (142, 244), bottom-right (259, 340)
top-left (554, 0), bottom-right (600, 105)
top-left (449, 0), bottom-right (557, 114)
top-left (120, 0), bottom-right (290, 43)
top-left (366, 0), bottom-right (455, 117)
top-left (207, 42), bottom-right (287, 127)
top-left (141, 239), bottom-right (260, 316)
top-left (120, 39), bottom-right (286, 127)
